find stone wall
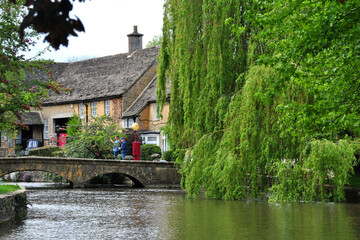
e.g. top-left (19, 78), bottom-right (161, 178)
top-left (0, 186), bottom-right (27, 223)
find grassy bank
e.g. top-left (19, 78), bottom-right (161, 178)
top-left (0, 183), bottom-right (21, 194)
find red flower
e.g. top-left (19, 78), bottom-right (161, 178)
top-left (21, 104), bottom-right (30, 110)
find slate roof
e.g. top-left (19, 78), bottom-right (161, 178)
top-left (36, 46), bottom-right (160, 105)
top-left (122, 77), bottom-right (170, 118)
top-left (22, 112), bottom-right (43, 125)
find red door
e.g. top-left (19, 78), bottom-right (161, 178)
top-left (59, 133), bottom-right (67, 147)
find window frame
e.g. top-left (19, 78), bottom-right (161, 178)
top-left (153, 103), bottom-right (160, 121)
top-left (44, 119), bottom-right (49, 139)
top-left (91, 102), bottom-right (97, 117)
top-left (105, 100), bottom-right (111, 116)
top-left (79, 103), bottom-right (84, 119)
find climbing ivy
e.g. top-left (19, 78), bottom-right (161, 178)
top-left (158, 0), bottom-right (360, 201)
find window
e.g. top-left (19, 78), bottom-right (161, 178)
top-left (122, 119), bottom-right (128, 128)
top-left (79, 103), bottom-right (84, 119)
top-left (1, 131), bottom-right (6, 147)
top-left (2, 131), bottom-right (12, 147)
top-left (105, 100), bottom-right (111, 116)
top-left (142, 134), bottom-right (159, 145)
top-left (122, 118), bottom-right (135, 128)
top-left (91, 102), bottom-right (97, 117)
top-left (129, 118), bottom-right (134, 128)
top-left (16, 131), bottom-right (22, 145)
top-left (44, 119), bottom-right (49, 139)
top-left (8, 137), bottom-right (13, 148)
top-left (153, 103), bottom-right (160, 120)
top-left (161, 133), bottom-right (169, 153)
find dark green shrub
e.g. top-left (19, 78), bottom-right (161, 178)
top-left (140, 144), bottom-right (161, 160)
top-left (16, 150), bottom-right (26, 157)
top-left (28, 146), bottom-right (62, 157)
top-left (162, 150), bottom-right (176, 162)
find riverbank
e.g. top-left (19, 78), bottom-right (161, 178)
top-left (0, 185), bottom-right (27, 224)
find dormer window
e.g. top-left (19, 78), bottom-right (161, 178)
top-left (122, 118), bottom-right (134, 128)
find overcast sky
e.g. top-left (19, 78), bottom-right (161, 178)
top-left (24, 0), bottom-right (165, 62)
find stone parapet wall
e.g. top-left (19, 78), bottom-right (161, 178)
top-left (0, 186), bottom-right (27, 223)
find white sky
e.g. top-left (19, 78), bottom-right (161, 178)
top-left (24, 0), bottom-right (165, 62)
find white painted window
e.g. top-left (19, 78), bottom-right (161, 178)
top-left (91, 102), bottom-right (97, 117)
top-left (44, 119), bottom-right (49, 139)
top-left (79, 103), bottom-right (84, 119)
top-left (122, 119), bottom-right (128, 128)
top-left (122, 118), bottom-right (134, 128)
top-left (161, 133), bottom-right (169, 153)
top-left (129, 118), bottom-right (134, 128)
top-left (153, 103), bottom-right (160, 120)
top-left (105, 100), bottom-right (111, 116)
top-left (141, 134), bottom-right (159, 146)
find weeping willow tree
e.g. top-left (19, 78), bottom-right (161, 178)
top-left (158, 0), bottom-right (360, 202)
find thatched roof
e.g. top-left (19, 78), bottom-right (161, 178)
top-left (38, 46), bottom-right (159, 105)
top-left (22, 112), bottom-right (43, 125)
top-left (123, 76), bottom-right (157, 117)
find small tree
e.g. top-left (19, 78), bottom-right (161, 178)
top-left (0, 0), bottom-right (69, 134)
top-left (146, 35), bottom-right (162, 48)
top-left (65, 115), bottom-right (125, 159)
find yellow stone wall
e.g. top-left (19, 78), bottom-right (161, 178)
top-left (72, 98), bottom-right (122, 124)
top-left (138, 102), bottom-right (169, 131)
top-left (41, 98), bottom-right (122, 146)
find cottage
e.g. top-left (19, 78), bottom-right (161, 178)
top-left (122, 76), bottom-right (171, 152)
top-left (2, 26), bottom-right (169, 155)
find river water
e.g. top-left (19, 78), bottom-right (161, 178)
top-left (1, 187), bottom-right (360, 240)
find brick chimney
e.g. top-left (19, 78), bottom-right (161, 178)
top-left (127, 26), bottom-right (143, 52)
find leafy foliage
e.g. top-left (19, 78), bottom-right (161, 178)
top-left (162, 150), bottom-right (175, 162)
top-left (13, 0), bottom-right (86, 50)
top-left (0, 0), bottom-right (69, 134)
top-left (65, 115), bottom-right (125, 159)
top-left (140, 144), bottom-right (161, 160)
top-left (158, 0), bottom-right (360, 201)
top-left (146, 35), bottom-right (163, 48)
top-left (271, 139), bottom-right (357, 202)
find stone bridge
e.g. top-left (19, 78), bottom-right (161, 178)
top-left (0, 157), bottom-right (181, 188)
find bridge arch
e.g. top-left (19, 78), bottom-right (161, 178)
top-left (83, 172), bottom-right (144, 188)
top-left (0, 166), bottom-right (72, 184)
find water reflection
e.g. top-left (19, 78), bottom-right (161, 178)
top-left (1, 188), bottom-right (360, 240)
